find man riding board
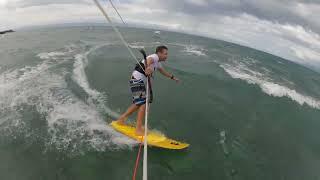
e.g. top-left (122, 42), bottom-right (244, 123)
top-left (116, 45), bottom-right (179, 135)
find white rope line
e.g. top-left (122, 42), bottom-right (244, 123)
top-left (92, 0), bottom-right (145, 73)
top-left (108, 0), bottom-right (126, 24)
top-left (92, 1), bottom-right (149, 180)
top-left (143, 78), bottom-right (150, 180)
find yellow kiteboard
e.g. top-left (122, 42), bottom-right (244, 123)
top-left (110, 121), bottom-right (189, 150)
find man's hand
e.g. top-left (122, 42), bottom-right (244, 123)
top-left (158, 67), bottom-right (181, 83)
top-left (145, 67), bottom-right (153, 76)
top-left (173, 77), bottom-right (180, 83)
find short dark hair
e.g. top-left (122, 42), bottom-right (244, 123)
top-left (156, 45), bottom-right (168, 53)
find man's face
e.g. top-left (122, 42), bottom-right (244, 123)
top-left (158, 49), bottom-right (168, 61)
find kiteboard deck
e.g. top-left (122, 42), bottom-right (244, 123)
top-left (110, 121), bottom-right (189, 150)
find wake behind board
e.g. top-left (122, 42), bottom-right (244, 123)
top-left (110, 121), bottom-right (189, 150)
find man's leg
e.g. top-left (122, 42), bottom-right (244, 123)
top-left (135, 104), bottom-right (146, 136)
top-left (116, 104), bottom-right (139, 125)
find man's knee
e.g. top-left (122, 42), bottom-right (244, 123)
top-left (138, 104), bottom-right (146, 111)
top-left (140, 104), bottom-right (146, 108)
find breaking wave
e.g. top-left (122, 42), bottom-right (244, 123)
top-left (220, 59), bottom-right (320, 109)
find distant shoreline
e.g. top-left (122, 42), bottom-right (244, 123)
top-left (0, 29), bottom-right (15, 34)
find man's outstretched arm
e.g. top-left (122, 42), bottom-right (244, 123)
top-left (158, 67), bottom-right (180, 83)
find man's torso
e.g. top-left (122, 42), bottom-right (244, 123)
top-left (132, 54), bottom-right (161, 82)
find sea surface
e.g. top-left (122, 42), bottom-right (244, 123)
top-left (1, 26), bottom-right (320, 180)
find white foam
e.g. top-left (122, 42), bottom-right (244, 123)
top-left (128, 41), bottom-right (150, 49)
top-left (166, 42), bottom-right (208, 56)
top-left (0, 44), bottom-right (137, 153)
top-left (221, 62), bottom-right (320, 109)
top-left (182, 44), bottom-right (207, 56)
top-left (72, 44), bottom-right (121, 119)
top-left (37, 51), bottom-right (67, 60)
top-left (128, 44), bottom-right (145, 49)
top-left (128, 42), bottom-right (164, 50)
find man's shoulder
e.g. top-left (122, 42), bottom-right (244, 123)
top-left (147, 54), bottom-right (159, 61)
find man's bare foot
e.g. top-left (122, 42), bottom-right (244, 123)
top-left (136, 126), bottom-right (149, 136)
top-left (135, 128), bottom-right (145, 136)
top-left (116, 117), bottom-right (127, 125)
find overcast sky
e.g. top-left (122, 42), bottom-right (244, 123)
top-left (1, 0), bottom-right (320, 70)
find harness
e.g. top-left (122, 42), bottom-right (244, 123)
top-left (134, 49), bottom-right (148, 76)
top-left (134, 61), bottom-right (146, 76)
top-left (134, 49), bottom-right (153, 103)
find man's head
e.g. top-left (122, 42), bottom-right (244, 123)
top-left (156, 45), bottom-right (168, 61)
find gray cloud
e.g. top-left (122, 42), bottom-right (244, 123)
top-left (1, 0), bottom-right (320, 69)
top-left (142, 0), bottom-right (320, 34)
top-left (8, 0), bottom-right (320, 34)
top-left (6, 0), bottom-right (91, 8)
